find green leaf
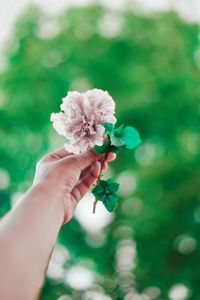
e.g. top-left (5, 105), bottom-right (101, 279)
top-left (110, 124), bottom-right (125, 147)
top-left (92, 182), bottom-right (107, 201)
top-left (103, 195), bottom-right (118, 212)
top-left (113, 124), bottom-right (125, 136)
top-left (92, 178), bottom-right (120, 212)
top-left (93, 124), bottom-right (141, 153)
top-left (106, 178), bottom-right (120, 193)
top-left (110, 131), bottom-right (125, 147)
top-left (122, 126), bottom-right (142, 149)
top-left (110, 125), bottom-right (141, 149)
top-left (102, 123), bottom-right (114, 135)
top-left (93, 139), bottom-right (111, 154)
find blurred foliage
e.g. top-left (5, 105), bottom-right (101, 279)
top-left (0, 3), bottom-right (200, 300)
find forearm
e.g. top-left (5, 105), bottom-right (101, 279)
top-left (0, 184), bottom-right (64, 300)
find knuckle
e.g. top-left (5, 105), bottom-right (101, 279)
top-left (36, 159), bottom-right (42, 169)
top-left (42, 154), bottom-right (51, 161)
top-left (37, 154), bottom-right (49, 166)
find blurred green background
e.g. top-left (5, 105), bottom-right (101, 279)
top-left (0, 2), bottom-right (200, 300)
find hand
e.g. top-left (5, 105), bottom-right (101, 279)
top-left (33, 148), bottom-right (116, 224)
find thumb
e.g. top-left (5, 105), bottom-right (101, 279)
top-left (61, 149), bottom-right (101, 171)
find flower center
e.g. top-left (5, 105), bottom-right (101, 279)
top-left (81, 115), bottom-right (96, 136)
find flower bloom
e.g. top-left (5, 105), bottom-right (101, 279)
top-left (50, 89), bottom-right (116, 154)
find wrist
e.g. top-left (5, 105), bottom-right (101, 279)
top-left (25, 182), bottom-right (65, 226)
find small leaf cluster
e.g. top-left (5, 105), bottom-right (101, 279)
top-left (94, 123), bottom-right (141, 154)
top-left (92, 179), bottom-right (119, 212)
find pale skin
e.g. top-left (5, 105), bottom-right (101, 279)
top-left (0, 147), bottom-right (116, 300)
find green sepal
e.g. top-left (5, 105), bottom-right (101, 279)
top-left (93, 139), bottom-right (119, 154)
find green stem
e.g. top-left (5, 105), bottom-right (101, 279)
top-left (92, 153), bottom-right (107, 213)
top-left (93, 199), bottom-right (98, 214)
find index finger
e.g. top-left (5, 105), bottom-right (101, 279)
top-left (62, 149), bottom-right (101, 171)
top-left (48, 147), bottom-right (73, 160)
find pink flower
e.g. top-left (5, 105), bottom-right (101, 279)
top-left (50, 89), bottom-right (116, 154)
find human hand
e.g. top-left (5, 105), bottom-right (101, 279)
top-left (33, 148), bottom-right (116, 224)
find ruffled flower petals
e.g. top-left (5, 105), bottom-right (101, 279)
top-left (84, 89), bottom-right (116, 119)
top-left (93, 124), bottom-right (105, 146)
top-left (61, 91), bottom-right (85, 116)
top-left (100, 114), bottom-right (117, 124)
top-left (50, 112), bottom-right (67, 137)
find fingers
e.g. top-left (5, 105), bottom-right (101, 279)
top-left (105, 152), bottom-right (117, 162)
top-left (71, 161), bottom-right (101, 202)
top-left (42, 147), bottom-right (73, 163)
top-left (49, 147), bottom-right (73, 159)
top-left (102, 162), bottom-right (108, 171)
top-left (102, 152), bottom-right (116, 170)
top-left (62, 149), bottom-right (101, 171)
top-left (78, 152), bottom-right (116, 179)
